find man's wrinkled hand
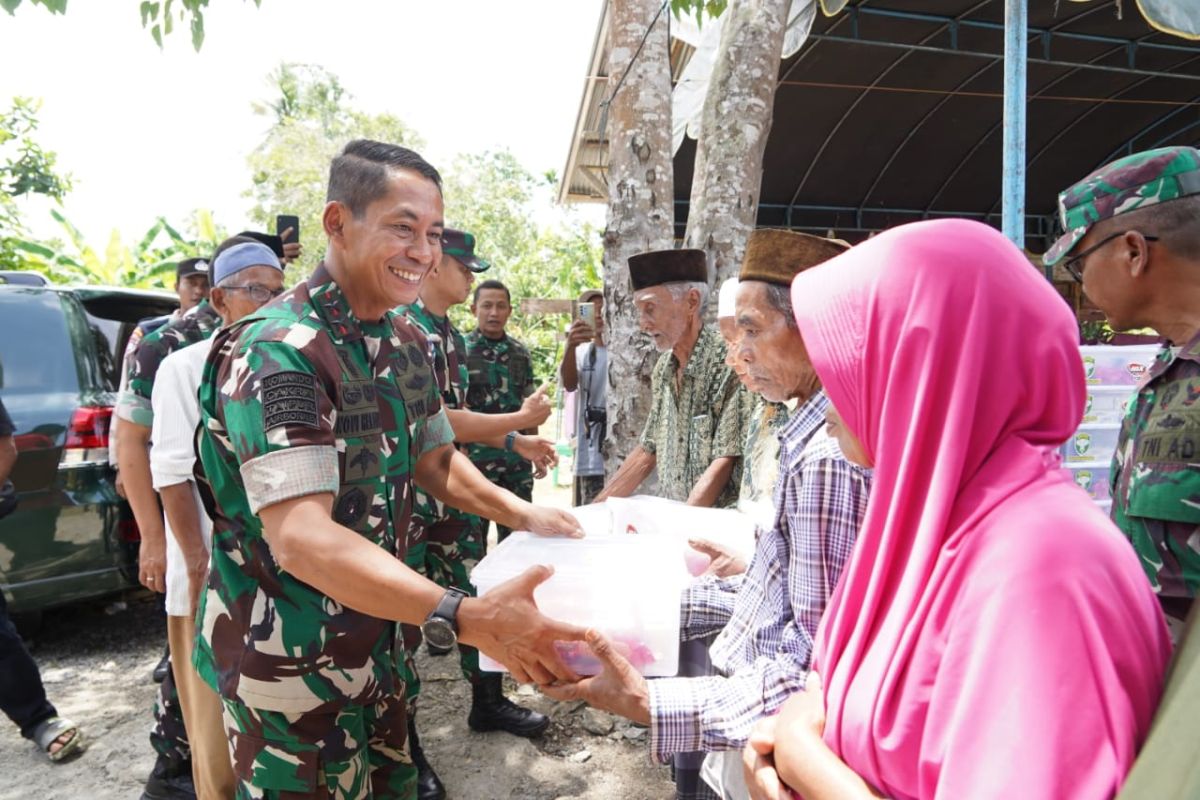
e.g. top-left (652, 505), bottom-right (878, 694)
top-left (541, 629), bottom-right (651, 725)
top-left (465, 565), bottom-right (587, 685)
top-left (138, 532), bottom-right (167, 594)
top-left (520, 504), bottom-right (584, 538)
top-left (689, 537), bottom-right (748, 578)
top-left (519, 384), bottom-right (553, 428)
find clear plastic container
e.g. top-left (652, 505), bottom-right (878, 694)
top-left (1078, 345), bottom-right (1159, 386)
top-left (470, 531), bottom-right (691, 677)
top-left (1062, 424), bottom-right (1121, 463)
top-left (1082, 386), bottom-right (1136, 425)
top-left (606, 495), bottom-right (758, 576)
top-left (1065, 462), bottom-right (1111, 501)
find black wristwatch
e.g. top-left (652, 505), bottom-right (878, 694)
top-left (421, 587), bottom-right (468, 651)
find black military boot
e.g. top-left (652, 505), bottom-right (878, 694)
top-left (407, 716), bottom-right (446, 800)
top-left (152, 643), bottom-right (170, 683)
top-left (467, 674), bottom-right (550, 738)
top-left (140, 752), bottom-right (197, 800)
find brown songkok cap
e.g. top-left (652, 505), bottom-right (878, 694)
top-left (628, 248), bottom-right (708, 291)
top-left (738, 229), bottom-right (849, 287)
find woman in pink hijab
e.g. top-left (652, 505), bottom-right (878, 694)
top-left (743, 219), bottom-right (1171, 800)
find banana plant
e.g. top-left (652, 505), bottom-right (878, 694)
top-left (6, 208), bottom-right (225, 288)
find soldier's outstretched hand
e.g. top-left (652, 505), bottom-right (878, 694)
top-left (466, 565), bottom-right (588, 685)
top-left (521, 504), bottom-right (585, 538)
top-left (520, 383), bottom-right (553, 428)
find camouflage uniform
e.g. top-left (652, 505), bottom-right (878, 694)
top-left (116, 302), bottom-right (220, 768)
top-left (1045, 145), bottom-right (1200, 622)
top-left (640, 325), bottom-right (747, 508)
top-left (195, 264), bottom-right (454, 799)
top-left (396, 300), bottom-right (484, 701)
top-left (118, 302), bottom-right (221, 427)
top-left (464, 329), bottom-right (535, 542)
top-left (1109, 338), bottom-right (1200, 620)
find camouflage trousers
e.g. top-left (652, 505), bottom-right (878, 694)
top-left (473, 470), bottom-right (533, 544)
top-left (149, 654), bottom-right (191, 762)
top-left (398, 516), bottom-right (485, 709)
top-left (222, 693), bottom-right (416, 800)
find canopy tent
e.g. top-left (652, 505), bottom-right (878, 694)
top-left (560, 0), bottom-right (1200, 260)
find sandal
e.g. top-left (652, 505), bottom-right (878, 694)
top-left (31, 716), bottom-right (85, 763)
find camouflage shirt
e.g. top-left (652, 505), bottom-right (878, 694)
top-left (738, 393), bottom-right (791, 528)
top-left (117, 302), bottom-right (221, 427)
top-left (194, 264), bottom-right (454, 714)
top-left (1111, 330), bottom-right (1200, 613)
top-left (640, 325), bottom-right (747, 507)
top-left (401, 299), bottom-right (473, 528)
top-left (464, 329), bottom-right (535, 478)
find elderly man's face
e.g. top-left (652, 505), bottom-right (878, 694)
top-left (719, 316), bottom-right (753, 390)
top-left (734, 281), bottom-right (815, 403)
top-left (634, 285), bottom-right (692, 353)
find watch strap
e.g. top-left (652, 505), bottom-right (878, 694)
top-left (504, 432), bottom-right (517, 451)
top-left (431, 586), bottom-right (468, 632)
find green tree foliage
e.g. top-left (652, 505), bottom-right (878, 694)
top-left (442, 151), bottom-right (602, 385)
top-left (670, 0), bottom-right (727, 25)
top-left (246, 63), bottom-right (602, 385)
top-left (11, 208), bottom-right (226, 288)
top-left (0, 97), bottom-right (71, 271)
top-left (245, 63), bottom-right (424, 282)
top-left (0, 0), bottom-right (261, 51)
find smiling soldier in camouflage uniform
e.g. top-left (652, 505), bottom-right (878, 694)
top-left (464, 279), bottom-right (546, 543)
top-left (398, 231), bottom-right (556, 800)
top-left (195, 140), bottom-right (585, 800)
top-left (1045, 145), bottom-right (1200, 634)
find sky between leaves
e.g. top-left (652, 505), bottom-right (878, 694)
top-left (0, 0), bottom-right (607, 245)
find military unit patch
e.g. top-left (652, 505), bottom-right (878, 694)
top-left (262, 371), bottom-right (320, 430)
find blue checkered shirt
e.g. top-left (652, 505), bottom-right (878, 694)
top-left (647, 391), bottom-right (871, 761)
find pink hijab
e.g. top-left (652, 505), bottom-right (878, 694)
top-left (791, 219), bottom-right (1170, 800)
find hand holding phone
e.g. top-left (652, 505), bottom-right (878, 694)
top-left (275, 214), bottom-right (300, 243)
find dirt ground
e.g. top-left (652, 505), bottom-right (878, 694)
top-left (0, 475), bottom-right (677, 800)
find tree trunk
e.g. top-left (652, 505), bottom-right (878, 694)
top-left (602, 0), bottom-right (675, 479)
top-left (684, 0), bottom-right (790, 288)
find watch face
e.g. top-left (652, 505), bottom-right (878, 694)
top-left (421, 619), bottom-right (457, 650)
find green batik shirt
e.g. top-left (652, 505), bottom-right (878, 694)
top-left (738, 393), bottom-right (791, 529)
top-left (401, 299), bottom-right (475, 528)
top-left (194, 264), bottom-right (454, 714)
top-left (640, 324), bottom-right (747, 508)
top-left (117, 301), bottom-right (221, 427)
top-left (464, 329), bottom-right (535, 480)
top-left (1111, 330), bottom-right (1200, 612)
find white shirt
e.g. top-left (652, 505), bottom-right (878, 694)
top-left (149, 337), bottom-right (213, 617)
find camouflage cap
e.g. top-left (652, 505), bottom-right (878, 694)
top-left (442, 228), bottom-right (491, 273)
top-left (1044, 145), bottom-right (1200, 266)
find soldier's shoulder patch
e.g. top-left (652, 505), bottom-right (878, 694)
top-left (261, 371), bottom-right (320, 431)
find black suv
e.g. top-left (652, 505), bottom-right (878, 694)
top-left (0, 275), bottom-right (177, 616)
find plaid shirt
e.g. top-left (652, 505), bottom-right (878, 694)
top-left (648, 392), bottom-right (871, 761)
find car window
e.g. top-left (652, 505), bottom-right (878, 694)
top-left (0, 290), bottom-right (79, 396)
top-left (84, 314), bottom-right (126, 390)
